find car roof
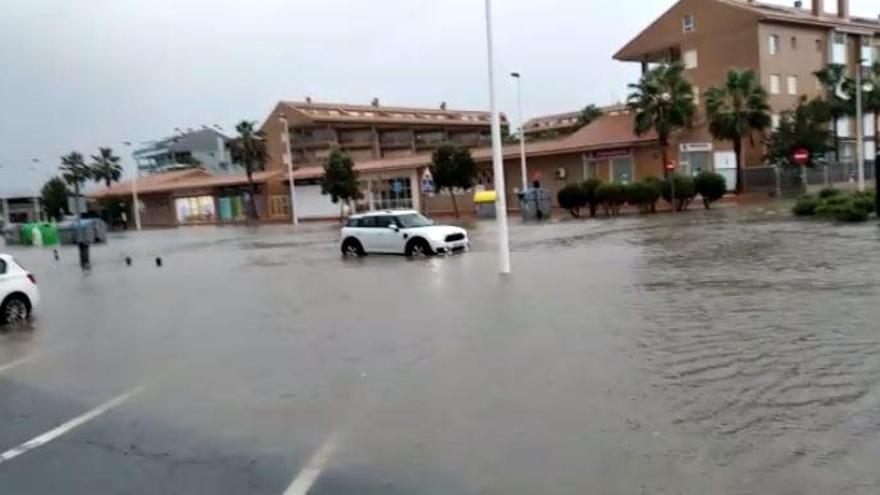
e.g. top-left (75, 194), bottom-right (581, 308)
top-left (350, 210), bottom-right (419, 219)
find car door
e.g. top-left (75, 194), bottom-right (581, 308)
top-left (371, 216), bottom-right (402, 253)
top-left (357, 216), bottom-right (381, 252)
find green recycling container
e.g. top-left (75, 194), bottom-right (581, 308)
top-left (21, 222), bottom-right (59, 246)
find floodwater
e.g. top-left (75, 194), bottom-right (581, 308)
top-left (1, 203), bottom-right (879, 494)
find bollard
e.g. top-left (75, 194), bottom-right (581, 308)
top-left (125, 256), bottom-right (132, 266)
top-left (78, 243), bottom-right (91, 270)
top-left (53, 249), bottom-right (59, 261)
top-left (155, 257), bottom-right (162, 267)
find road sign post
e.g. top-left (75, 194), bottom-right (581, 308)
top-left (666, 162), bottom-right (677, 212)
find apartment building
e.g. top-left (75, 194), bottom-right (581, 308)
top-left (258, 99), bottom-right (507, 219)
top-left (523, 104), bottom-right (626, 140)
top-left (133, 128), bottom-right (238, 176)
top-left (615, 0), bottom-right (880, 189)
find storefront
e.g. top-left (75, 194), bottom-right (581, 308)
top-left (586, 148), bottom-right (635, 184)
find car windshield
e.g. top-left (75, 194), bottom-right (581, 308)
top-left (395, 213), bottom-right (432, 228)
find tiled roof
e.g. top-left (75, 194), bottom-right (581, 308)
top-left (278, 100), bottom-right (507, 127)
top-left (523, 104), bottom-right (628, 134)
top-left (91, 169), bottom-right (282, 198)
top-left (722, 0), bottom-right (880, 31)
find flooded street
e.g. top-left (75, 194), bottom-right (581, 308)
top-left (2, 205), bottom-right (880, 494)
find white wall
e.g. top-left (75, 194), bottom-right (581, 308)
top-left (295, 184), bottom-right (339, 219)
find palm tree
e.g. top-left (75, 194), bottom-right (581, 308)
top-left (627, 63), bottom-right (696, 176)
top-left (577, 104), bottom-right (603, 128)
top-left (814, 64), bottom-right (854, 164)
top-left (227, 120), bottom-right (267, 221)
top-left (90, 147), bottom-right (123, 187)
top-left (705, 69), bottom-right (772, 193)
top-left (59, 151), bottom-right (91, 218)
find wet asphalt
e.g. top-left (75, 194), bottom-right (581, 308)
top-left (1, 204), bottom-right (880, 494)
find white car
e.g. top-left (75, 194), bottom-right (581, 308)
top-left (0, 254), bottom-right (40, 324)
top-left (340, 210), bottom-right (469, 257)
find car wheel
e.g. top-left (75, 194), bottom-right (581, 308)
top-left (341, 238), bottom-right (365, 257)
top-left (406, 238), bottom-right (433, 258)
top-left (1, 295), bottom-right (30, 324)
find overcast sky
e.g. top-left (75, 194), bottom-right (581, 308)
top-left (1, 0), bottom-right (876, 195)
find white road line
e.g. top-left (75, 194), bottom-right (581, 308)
top-left (282, 432), bottom-right (342, 495)
top-left (0, 352), bottom-right (45, 374)
top-left (0, 385), bottom-right (146, 465)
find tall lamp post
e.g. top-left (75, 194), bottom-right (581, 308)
top-left (279, 116), bottom-right (298, 226)
top-left (485, 0), bottom-right (511, 274)
top-left (855, 51), bottom-right (866, 193)
top-left (510, 72), bottom-right (528, 192)
top-left (122, 141), bottom-right (142, 230)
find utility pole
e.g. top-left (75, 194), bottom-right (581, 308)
top-left (279, 116), bottom-right (298, 226)
top-left (485, 0), bottom-right (511, 275)
top-left (510, 72), bottom-right (528, 191)
top-left (855, 40), bottom-right (866, 193)
top-left (123, 142), bottom-right (142, 230)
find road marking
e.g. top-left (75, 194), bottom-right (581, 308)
top-left (282, 432), bottom-right (342, 495)
top-left (0, 385), bottom-right (146, 465)
top-left (0, 352), bottom-right (45, 374)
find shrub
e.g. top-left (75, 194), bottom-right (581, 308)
top-left (851, 191), bottom-right (876, 215)
top-left (583, 178), bottom-right (603, 218)
top-left (792, 195), bottom-right (820, 216)
top-left (595, 182), bottom-right (626, 216)
top-left (625, 180), bottom-right (661, 214)
top-left (815, 199), bottom-right (869, 222)
top-left (818, 187), bottom-right (840, 199)
top-left (694, 171), bottom-right (727, 209)
top-left (557, 183), bottom-right (588, 217)
top-left (660, 174), bottom-right (696, 211)
top-left (641, 177), bottom-right (664, 212)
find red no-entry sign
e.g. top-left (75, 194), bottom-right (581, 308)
top-left (665, 161), bottom-right (677, 172)
top-left (793, 148), bottom-right (810, 165)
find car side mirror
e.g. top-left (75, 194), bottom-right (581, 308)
top-left (388, 224), bottom-right (399, 231)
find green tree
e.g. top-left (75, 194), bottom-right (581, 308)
top-left (705, 69), bottom-right (772, 193)
top-left (431, 143), bottom-right (476, 219)
top-left (693, 171), bottom-right (727, 209)
top-left (582, 178), bottom-right (603, 217)
top-left (320, 149), bottom-right (361, 221)
top-left (59, 151), bottom-right (91, 218)
top-left (813, 64), bottom-right (854, 163)
top-left (227, 121), bottom-right (267, 221)
top-left (765, 96), bottom-right (832, 169)
top-left (557, 183), bottom-right (588, 217)
top-left (41, 176), bottom-right (70, 221)
top-left (863, 62), bottom-right (880, 165)
top-left (90, 147), bottom-right (123, 187)
top-left (577, 104), bottom-right (603, 128)
top-left (627, 63), bottom-right (695, 177)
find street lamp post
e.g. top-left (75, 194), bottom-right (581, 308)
top-left (123, 142), bottom-right (142, 230)
top-left (279, 116), bottom-right (298, 226)
top-left (855, 51), bottom-right (866, 193)
top-left (510, 72), bottom-right (528, 192)
top-left (485, 0), bottom-right (511, 275)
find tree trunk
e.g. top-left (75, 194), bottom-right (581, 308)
top-left (734, 136), bottom-right (744, 194)
top-left (833, 117), bottom-right (840, 164)
top-left (661, 144), bottom-right (669, 178)
top-left (450, 190), bottom-right (459, 219)
top-left (246, 166), bottom-right (258, 222)
top-left (339, 201), bottom-right (344, 223)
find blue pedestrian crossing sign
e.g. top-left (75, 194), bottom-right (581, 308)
top-left (421, 168), bottom-right (435, 194)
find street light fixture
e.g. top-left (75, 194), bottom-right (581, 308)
top-left (510, 72), bottom-right (528, 192)
top-left (485, 0), bottom-right (511, 275)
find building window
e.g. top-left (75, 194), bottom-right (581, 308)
top-left (861, 37), bottom-right (873, 66)
top-left (374, 177), bottom-right (413, 210)
top-left (769, 74), bottom-right (781, 94)
top-left (771, 113), bottom-right (782, 130)
top-left (787, 76), bottom-right (798, 95)
top-left (611, 156), bottom-right (635, 184)
top-left (269, 195), bottom-right (290, 218)
top-left (682, 14), bottom-right (695, 33)
top-left (791, 36), bottom-right (798, 50)
top-left (769, 34), bottom-right (780, 55)
top-left (837, 116), bottom-right (851, 138)
top-left (692, 85), bottom-right (700, 105)
top-left (864, 113), bottom-right (875, 137)
top-left (683, 49), bottom-right (698, 69)
top-left (832, 33), bottom-right (847, 64)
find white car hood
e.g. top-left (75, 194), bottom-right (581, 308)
top-left (407, 225), bottom-right (466, 240)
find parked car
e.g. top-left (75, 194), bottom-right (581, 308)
top-left (340, 210), bottom-right (469, 257)
top-left (0, 254), bottom-right (40, 324)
